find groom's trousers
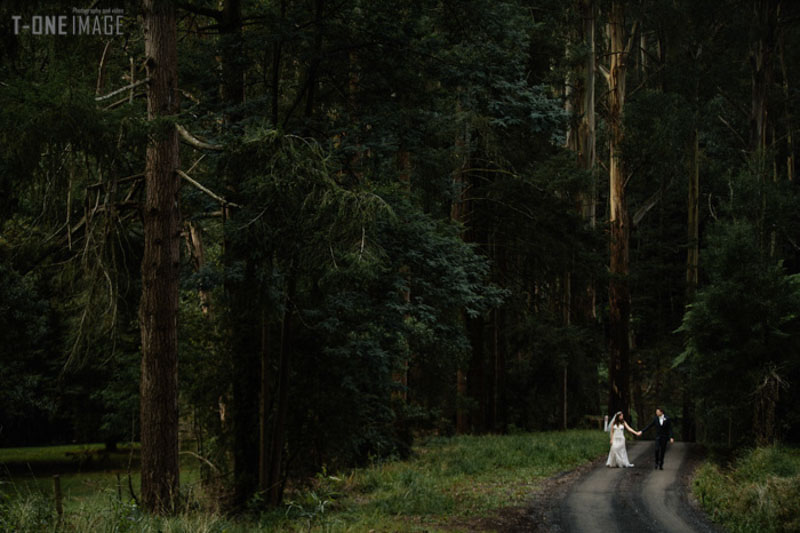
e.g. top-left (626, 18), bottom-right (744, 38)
top-left (654, 436), bottom-right (668, 467)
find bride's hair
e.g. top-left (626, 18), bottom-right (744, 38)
top-left (615, 412), bottom-right (624, 425)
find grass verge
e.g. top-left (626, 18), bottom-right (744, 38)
top-left (692, 445), bottom-right (800, 533)
top-left (1, 430), bottom-right (608, 532)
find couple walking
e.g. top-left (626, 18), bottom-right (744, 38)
top-left (605, 408), bottom-right (674, 469)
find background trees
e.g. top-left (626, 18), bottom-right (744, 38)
top-left (1, 0), bottom-right (799, 514)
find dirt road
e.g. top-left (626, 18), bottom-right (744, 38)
top-left (559, 442), bottom-right (720, 533)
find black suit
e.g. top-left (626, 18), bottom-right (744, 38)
top-left (642, 415), bottom-right (673, 469)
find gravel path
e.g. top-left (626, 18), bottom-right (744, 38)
top-left (558, 442), bottom-right (721, 533)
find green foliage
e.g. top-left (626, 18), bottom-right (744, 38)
top-left (677, 219), bottom-right (800, 444)
top-left (693, 446), bottom-right (800, 533)
top-left (0, 430), bottom-right (607, 531)
top-left (5, 0), bottom-right (800, 521)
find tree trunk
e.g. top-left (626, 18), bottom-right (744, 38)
top-left (267, 278), bottom-right (294, 506)
top-left (605, 0), bottom-right (632, 418)
top-left (452, 103), bottom-right (471, 434)
top-left (183, 221), bottom-right (210, 316)
top-left (567, 0), bottom-right (597, 324)
top-left (220, 0), bottom-right (244, 122)
top-left (271, 0), bottom-right (286, 126)
top-left (686, 128), bottom-right (700, 300)
top-left (393, 150), bottom-right (412, 402)
top-left (749, 0), bottom-right (779, 156)
top-left (140, 0), bottom-right (180, 515)
top-left (778, 27), bottom-right (795, 181)
top-left (214, 0), bottom-right (263, 507)
top-left (258, 314), bottom-right (273, 492)
top-left (579, 0), bottom-right (597, 229)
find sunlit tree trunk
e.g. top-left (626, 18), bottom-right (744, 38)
top-left (579, 0), bottom-right (597, 230)
top-left (564, 0), bottom-right (598, 427)
top-left (602, 0), bottom-right (635, 418)
top-left (140, 0), bottom-right (180, 514)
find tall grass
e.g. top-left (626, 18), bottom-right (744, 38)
top-left (693, 445), bottom-right (800, 533)
top-left (1, 430), bottom-right (608, 532)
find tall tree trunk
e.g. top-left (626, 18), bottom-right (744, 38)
top-left (258, 315), bottom-right (273, 492)
top-left (604, 0), bottom-right (634, 418)
top-left (686, 127), bottom-right (700, 300)
top-left (213, 0), bottom-right (263, 507)
top-left (140, 0), bottom-right (180, 514)
top-left (267, 277), bottom-right (294, 506)
top-left (567, 0), bottom-right (597, 322)
top-left (394, 150), bottom-right (412, 402)
top-left (579, 0), bottom-right (597, 229)
top-left (749, 0), bottom-right (779, 156)
top-left (778, 26), bottom-right (795, 181)
top-left (564, 2), bottom-right (596, 426)
top-left (452, 105), bottom-right (471, 434)
top-left (271, 0), bottom-right (286, 126)
top-left (220, 0), bottom-right (244, 122)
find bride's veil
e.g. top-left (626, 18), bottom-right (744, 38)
top-left (605, 411), bottom-right (623, 432)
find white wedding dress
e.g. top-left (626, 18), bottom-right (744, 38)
top-left (606, 424), bottom-right (634, 468)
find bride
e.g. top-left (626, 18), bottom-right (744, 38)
top-left (605, 411), bottom-right (641, 468)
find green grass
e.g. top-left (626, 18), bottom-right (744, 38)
top-left (0, 430), bottom-right (609, 532)
top-left (693, 445), bottom-right (800, 533)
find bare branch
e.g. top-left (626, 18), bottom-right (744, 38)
top-left (624, 21), bottom-right (640, 57)
top-left (96, 41), bottom-right (113, 96)
top-left (176, 169), bottom-right (239, 207)
top-left (95, 78), bottom-right (150, 102)
top-left (715, 85), bottom-right (750, 119)
top-left (717, 114), bottom-right (748, 149)
top-left (186, 154), bottom-right (206, 175)
top-left (633, 188), bottom-right (662, 227)
top-left (598, 63), bottom-right (611, 85)
top-left (103, 93), bottom-right (145, 110)
top-left (175, 123), bottom-right (225, 151)
top-left (87, 173), bottom-right (144, 189)
top-left (628, 63), bottom-right (666, 98)
top-left (179, 89), bottom-right (201, 105)
top-left (179, 450), bottom-right (221, 472)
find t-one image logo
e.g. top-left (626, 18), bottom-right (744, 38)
top-left (12, 7), bottom-right (125, 36)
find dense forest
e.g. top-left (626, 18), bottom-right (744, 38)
top-left (1, 0), bottom-right (799, 515)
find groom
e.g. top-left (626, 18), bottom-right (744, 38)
top-left (641, 407), bottom-right (674, 470)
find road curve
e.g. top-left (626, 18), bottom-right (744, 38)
top-left (560, 442), bottom-right (719, 533)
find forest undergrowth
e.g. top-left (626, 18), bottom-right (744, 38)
top-left (0, 429), bottom-right (607, 532)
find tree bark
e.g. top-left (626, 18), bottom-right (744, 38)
top-left (567, 0), bottom-right (597, 323)
top-left (452, 104), bottom-right (471, 434)
top-left (749, 0), bottom-right (779, 156)
top-left (778, 25), bottom-right (795, 181)
top-left (220, 0), bottom-right (244, 122)
top-left (258, 314), bottom-right (273, 492)
top-left (139, 0), bottom-right (180, 515)
top-left (686, 128), bottom-right (700, 300)
top-left (605, 0), bottom-right (633, 418)
top-left (393, 150), bottom-right (412, 402)
top-left (271, 0), bottom-right (286, 126)
top-left (267, 278), bottom-right (294, 506)
top-left (579, 0), bottom-right (597, 229)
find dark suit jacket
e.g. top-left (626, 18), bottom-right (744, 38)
top-left (642, 415), bottom-right (673, 440)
